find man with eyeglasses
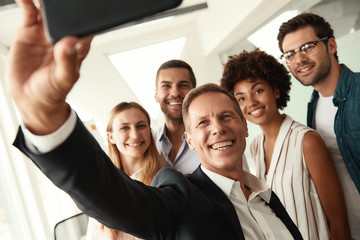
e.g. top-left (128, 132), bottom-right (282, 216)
top-left (278, 12), bottom-right (360, 240)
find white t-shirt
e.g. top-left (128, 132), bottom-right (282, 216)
top-left (315, 93), bottom-right (360, 239)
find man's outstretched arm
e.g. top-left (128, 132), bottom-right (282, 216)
top-left (7, 2), bottom-right (182, 238)
top-left (7, 0), bottom-right (92, 135)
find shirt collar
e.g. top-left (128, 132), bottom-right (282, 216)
top-left (157, 123), bottom-right (186, 142)
top-left (333, 64), bottom-right (351, 105)
top-left (201, 165), bottom-right (271, 203)
top-left (156, 124), bottom-right (166, 142)
top-left (201, 166), bottom-right (234, 196)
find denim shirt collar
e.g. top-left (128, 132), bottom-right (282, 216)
top-left (333, 64), bottom-right (352, 106)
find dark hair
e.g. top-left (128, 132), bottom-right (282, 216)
top-left (220, 49), bottom-right (291, 110)
top-left (155, 59), bottom-right (197, 87)
top-left (277, 12), bottom-right (338, 61)
top-left (182, 83), bottom-right (244, 132)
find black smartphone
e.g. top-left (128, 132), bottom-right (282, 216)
top-left (41, 0), bottom-right (183, 43)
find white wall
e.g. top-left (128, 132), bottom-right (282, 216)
top-left (337, 29), bottom-right (360, 72)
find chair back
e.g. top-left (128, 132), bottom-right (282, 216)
top-left (54, 213), bottom-right (89, 240)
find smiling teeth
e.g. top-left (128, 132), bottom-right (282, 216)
top-left (128, 143), bottom-right (142, 147)
top-left (169, 102), bottom-right (182, 105)
top-left (211, 141), bottom-right (233, 150)
top-left (250, 108), bottom-right (262, 115)
top-left (299, 66), bottom-right (312, 72)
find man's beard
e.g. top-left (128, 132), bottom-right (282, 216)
top-left (160, 97), bottom-right (183, 122)
top-left (295, 52), bottom-right (332, 87)
top-left (160, 102), bottom-right (183, 122)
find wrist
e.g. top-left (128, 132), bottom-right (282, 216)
top-left (21, 103), bottom-right (71, 135)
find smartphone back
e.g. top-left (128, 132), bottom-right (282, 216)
top-left (41, 0), bottom-right (183, 43)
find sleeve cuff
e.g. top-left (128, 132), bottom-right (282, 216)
top-left (21, 109), bottom-right (77, 154)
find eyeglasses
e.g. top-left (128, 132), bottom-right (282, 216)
top-left (280, 37), bottom-right (329, 65)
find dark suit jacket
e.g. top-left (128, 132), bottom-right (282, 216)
top-left (14, 116), bottom-right (302, 240)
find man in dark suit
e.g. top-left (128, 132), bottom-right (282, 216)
top-left (9, 0), bottom-right (302, 239)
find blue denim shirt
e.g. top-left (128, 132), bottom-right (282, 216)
top-left (307, 64), bottom-right (360, 193)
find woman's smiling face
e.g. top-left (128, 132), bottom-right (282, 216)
top-left (108, 108), bottom-right (151, 159)
top-left (233, 78), bottom-right (280, 126)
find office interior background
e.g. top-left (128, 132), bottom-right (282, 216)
top-left (0, 0), bottom-right (359, 239)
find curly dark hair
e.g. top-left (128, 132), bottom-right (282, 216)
top-left (220, 49), bottom-right (291, 110)
top-left (277, 12), bottom-right (338, 61)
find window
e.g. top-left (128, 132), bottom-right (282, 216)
top-left (109, 37), bottom-right (186, 119)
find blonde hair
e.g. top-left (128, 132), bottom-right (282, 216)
top-left (107, 102), bottom-right (163, 185)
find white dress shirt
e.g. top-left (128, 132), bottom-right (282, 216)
top-left (201, 166), bottom-right (293, 240)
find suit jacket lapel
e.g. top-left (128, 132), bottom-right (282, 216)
top-left (189, 167), bottom-right (245, 239)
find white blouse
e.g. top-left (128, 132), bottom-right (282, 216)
top-left (251, 115), bottom-right (330, 240)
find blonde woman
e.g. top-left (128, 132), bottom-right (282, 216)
top-left (87, 102), bottom-right (164, 240)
